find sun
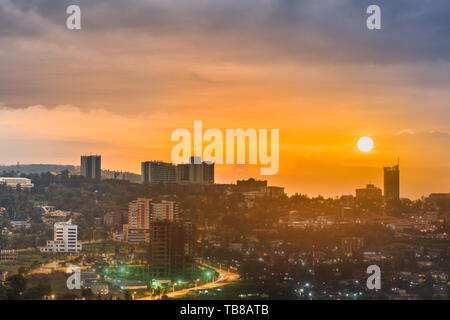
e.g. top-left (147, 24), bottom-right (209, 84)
top-left (357, 136), bottom-right (374, 152)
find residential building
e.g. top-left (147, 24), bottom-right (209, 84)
top-left (151, 200), bottom-right (178, 222)
top-left (141, 161), bottom-right (176, 184)
top-left (80, 155), bottom-right (101, 180)
top-left (128, 198), bottom-right (152, 229)
top-left (123, 198), bottom-right (178, 244)
top-left (176, 157), bottom-right (214, 185)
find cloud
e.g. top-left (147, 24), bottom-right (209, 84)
top-left (4, 1), bottom-right (450, 59)
top-left (1, 0), bottom-right (450, 112)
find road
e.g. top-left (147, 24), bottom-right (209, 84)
top-left (28, 260), bottom-right (62, 275)
top-left (138, 264), bottom-right (240, 300)
top-left (7, 240), bottom-right (104, 276)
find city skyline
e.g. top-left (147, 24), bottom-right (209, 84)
top-left (0, 153), bottom-right (442, 200)
top-left (1, 0), bottom-right (449, 198)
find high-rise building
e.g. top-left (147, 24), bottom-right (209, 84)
top-left (149, 220), bottom-right (195, 279)
top-left (81, 155), bottom-right (101, 180)
top-left (202, 161), bottom-right (215, 184)
top-left (141, 161), bottom-right (176, 184)
top-left (151, 200), bottom-right (178, 222)
top-left (123, 198), bottom-right (178, 244)
top-left (384, 163), bottom-right (400, 201)
top-left (128, 198), bottom-right (152, 229)
top-left (123, 198), bottom-right (152, 243)
top-left (40, 219), bottom-right (82, 253)
top-left (176, 157), bottom-right (214, 185)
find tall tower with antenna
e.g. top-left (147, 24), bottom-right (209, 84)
top-left (384, 160), bottom-right (400, 201)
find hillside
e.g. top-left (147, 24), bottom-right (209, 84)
top-left (0, 164), bottom-right (76, 174)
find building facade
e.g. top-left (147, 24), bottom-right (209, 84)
top-left (0, 177), bottom-right (34, 189)
top-left (176, 157), bottom-right (214, 185)
top-left (40, 219), bottom-right (82, 253)
top-left (81, 155), bottom-right (101, 180)
top-left (141, 161), bottom-right (177, 184)
top-left (151, 200), bottom-right (179, 222)
top-left (236, 178), bottom-right (267, 192)
top-left (384, 164), bottom-right (400, 200)
top-left (123, 198), bottom-right (178, 244)
top-left (356, 184), bottom-right (383, 201)
top-left (236, 178), bottom-right (284, 199)
top-left (149, 220), bottom-right (195, 279)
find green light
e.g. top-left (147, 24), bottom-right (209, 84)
top-left (177, 279), bottom-right (182, 285)
top-left (120, 266), bottom-right (126, 273)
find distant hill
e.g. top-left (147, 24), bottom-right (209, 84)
top-left (0, 164), bottom-right (141, 183)
top-left (0, 164), bottom-right (76, 174)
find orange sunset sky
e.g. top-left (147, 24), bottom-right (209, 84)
top-left (0, 0), bottom-right (449, 199)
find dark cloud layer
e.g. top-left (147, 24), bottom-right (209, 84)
top-left (2, 0), bottom-right (450, 62)
top-left (1, 0), bottom-right (450, 114)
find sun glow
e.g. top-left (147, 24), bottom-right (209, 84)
top-left (357, 136), bottom-right (374, 152)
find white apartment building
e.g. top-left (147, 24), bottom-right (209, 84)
top-left (40, 219), bottom-right (82, 253)
top-left (0, 177), bottom-right (34, 189)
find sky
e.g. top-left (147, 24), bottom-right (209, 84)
top-left (0, 0), bottom-right (449, 198)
